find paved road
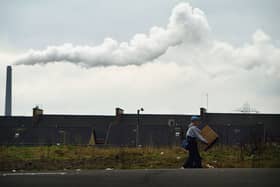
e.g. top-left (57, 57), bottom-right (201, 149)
top-left (1, 169), bottom-right (279, 187)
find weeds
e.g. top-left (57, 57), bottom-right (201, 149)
top-left (0, 143), bottom-right (279, 171)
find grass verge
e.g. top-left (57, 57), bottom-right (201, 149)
top-left (0, 144), bottom-right (279, 171)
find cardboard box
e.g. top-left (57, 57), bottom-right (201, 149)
top-left (201, 125), bottom-right (219, 151)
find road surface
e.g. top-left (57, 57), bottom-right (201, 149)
top-left (1, 168), bottom-right (279, 187)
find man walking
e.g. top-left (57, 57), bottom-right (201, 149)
top-left (183, 116), bottom-right (208, 168)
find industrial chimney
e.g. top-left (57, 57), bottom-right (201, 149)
top-left (5, 65), bottom-right (12, 116)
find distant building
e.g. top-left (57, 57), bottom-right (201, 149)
top-left (0, 107), bottom-right (279, 146)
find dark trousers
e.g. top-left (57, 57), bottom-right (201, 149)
top-left (183, 136), bottom-right (202, 168)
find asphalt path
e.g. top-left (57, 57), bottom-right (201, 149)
top-left (1, 169), bottom-right (279, 187)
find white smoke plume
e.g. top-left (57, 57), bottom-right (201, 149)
top-left (14, 3), bottom-right (209, 67)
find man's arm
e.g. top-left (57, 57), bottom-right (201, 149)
top-left (193, 127), bottom-right (208, 144)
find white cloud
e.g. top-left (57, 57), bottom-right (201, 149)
top-left (14, 3), bottom-right (209, 67)
top-left (252, 29), bottom-right (271, 44)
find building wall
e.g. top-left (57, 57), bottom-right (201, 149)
top-left (205, 113), bottom-right (280, 145)
top-left (0, 112), bottom-right (280, 146)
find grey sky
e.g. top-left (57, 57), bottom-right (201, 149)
top-left (1, 0), bottom-right (279, 50)
top-left (0, 0), bottom-right (279, 115)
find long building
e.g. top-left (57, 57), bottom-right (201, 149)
top-left (0, 107), bottom-right (279, 146)
top-left (2, 66), bottom-right (279, 146)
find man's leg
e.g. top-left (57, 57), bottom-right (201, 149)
top-left (193, 143), bottom-right (202, 168)
top-left (183, 144), bottom-right (195, 168)
top-left (194, 157), bottom-right (202, 168)
top-left (183, 152), bottom-right (194, 168)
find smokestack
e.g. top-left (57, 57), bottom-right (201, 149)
top-left (5, 66), bottom-right (12, 116)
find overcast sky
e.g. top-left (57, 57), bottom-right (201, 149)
top-left (0, 0), bottom-right (279, 116)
